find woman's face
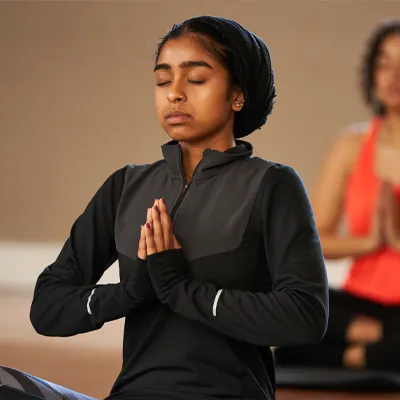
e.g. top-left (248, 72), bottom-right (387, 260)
top-left (154, 35), bottom-right (242, 143)
top-left (374, 33), bottom-right (400, 112)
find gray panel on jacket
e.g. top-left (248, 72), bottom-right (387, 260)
top-left (115, 157), bottom-right (271, 262)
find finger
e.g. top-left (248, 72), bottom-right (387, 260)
top-left (173, 234), bottom-right (182, 249)
top-left (381, 181), bottom-right (394, 203)
top-left (376, 187), bottom-right (386, 211)
top-left (144, 222), bottom-right (157, 255)
top-left (147, 207), bottom-right (153, 226)
top-left (159, 198), bottom-right (172, 248)
top-left (388, 185), bottom-right (396, 203)
top-left (151, 201), bottom-right (165, 252)
top-left (382, 187), bottom-right (394, 212)
top-left (137, 225), bottom-right (147, 260)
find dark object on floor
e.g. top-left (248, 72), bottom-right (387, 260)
top-left (0, 385), bottom-right (43, 400)
top-left (0, 366), bottom-right (96, 400)
top-left (275, 367), bottom-right (400, 392)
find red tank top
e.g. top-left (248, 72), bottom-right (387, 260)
top-left (343, 118), bottom-right (400, 305)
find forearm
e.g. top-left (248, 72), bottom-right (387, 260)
top-left (166, 281), bottom-right (327, 347)
top-left (30, 262), bottom-right (155, 337)
top-left (147, 250), bottom-right (328, 347)
top-left (30, 281), bottom-right (125, 337)
top-left (320, 234), bottom-right (375, 259)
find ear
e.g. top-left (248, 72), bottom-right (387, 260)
top-left (231, 89), bottom-right (245, 112)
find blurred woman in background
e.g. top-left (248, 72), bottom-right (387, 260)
top-left (275, 20), bottom-right (400, 371)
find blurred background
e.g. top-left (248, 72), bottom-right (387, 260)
top-left (1, 1), bottom-right (399, 399)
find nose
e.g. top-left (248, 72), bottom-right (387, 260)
top-left (167, 81), bottom-right (186, 103)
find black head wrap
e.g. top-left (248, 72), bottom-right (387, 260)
top-left (178, 16), bottom-right (276, 138)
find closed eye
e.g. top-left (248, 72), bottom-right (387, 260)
top-left (156, 81), bottom-right (171, 87)
top-left (188, 80), bottom-right (206, 85)
top-left (157, 80), bottom-right (206, 86)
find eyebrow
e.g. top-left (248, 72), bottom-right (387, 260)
top-left (154, 60), bottom-right (213, 72)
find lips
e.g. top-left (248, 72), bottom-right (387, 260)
top-left (388, 86), bottom-right (400, 95)
top-left (165, 110), bottom-right (191, 118)
top-left (165, 110), bottom-right (191, 124)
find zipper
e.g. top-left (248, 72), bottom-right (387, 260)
top-left (170, 153), bottom-right (206, 222)
top-left (170, 182), bottom-right (190, 221)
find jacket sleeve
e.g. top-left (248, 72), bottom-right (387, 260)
top-left (146, 165), bottom-right (329, 347)
top-left (30, 166), bottom-right (155, 337)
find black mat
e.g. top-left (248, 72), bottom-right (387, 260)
top-left (0, 385), bottom-right (43, 400)
top-left (275, 367), bottom-right (400, 392)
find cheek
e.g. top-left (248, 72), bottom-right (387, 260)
top-left (375, 70), bottom-right (390, 93)
top-left (155, 89), bottom-right (165, 118)
top-left (192, 86), bottom-right (230, 117)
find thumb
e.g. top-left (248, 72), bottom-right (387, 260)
top-left (377, 184), bottom-right (387, 209)
top-left (137, 225), bottom-right (147, 260)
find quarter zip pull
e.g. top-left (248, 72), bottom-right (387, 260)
top-left (170, 182), bottom-right (191, 221)
top-left (170, 157), bottom-right (203, 221)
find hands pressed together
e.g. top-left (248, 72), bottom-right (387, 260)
top-left (370, 181), bottom-right (400, 252)
top-left (135, 198), bottom-right (189, 305)
top-left (137, 198), bottom-right (181, 260)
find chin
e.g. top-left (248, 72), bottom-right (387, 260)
top-left (381, 94), bottom-right (400, 110)
top-left (163, 125), bottom-right (205, 143)
top-left (383, 102), bottom-right (400, 114)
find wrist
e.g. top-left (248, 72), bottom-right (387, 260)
top-left (384, 226), bottom-right (400, 252)
top-left (147, 249), bottom-right (188, 302)
top-left (125, 258), bottom-right (156, 303)
top-left (363, 236), bottom-right (381, 254)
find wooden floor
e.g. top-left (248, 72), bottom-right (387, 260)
top-left (3, 343), bottom-right (400, 400)
top-left (1, 290), bottom-right (400, 399)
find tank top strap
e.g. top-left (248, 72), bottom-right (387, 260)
top-left (354, 117), bottom-right (381, 170)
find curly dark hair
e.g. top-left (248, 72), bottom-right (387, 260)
top-left (361, 20), bottom-right (400, 115)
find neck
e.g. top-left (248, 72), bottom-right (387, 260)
top-left (179, 135), bottom-right (236, 182)
top-left (381, 109), bottom-right (400, 138)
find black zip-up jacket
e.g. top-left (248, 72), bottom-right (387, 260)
top-left (30, 140), bottom-right (328, 400)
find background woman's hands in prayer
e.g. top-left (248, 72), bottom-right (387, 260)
top-left (382, 182), bottom-right (400, 251)
top-left (144, 199), bottom-right (181, 256)
top-left (368, 182), bottom-right (386, 252)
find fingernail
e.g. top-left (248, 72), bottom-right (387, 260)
top-left (161, 198), bottom-right (166, 204)
top-left (146, 223), bottom-right (150, 228)
top-left (154, 205), bottom-right (159, 212)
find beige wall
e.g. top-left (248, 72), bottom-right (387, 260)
top-left (1, 1), bottom-right (399, 244)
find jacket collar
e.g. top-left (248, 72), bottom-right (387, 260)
top-left (161, 140), bottom-right (253, 180)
